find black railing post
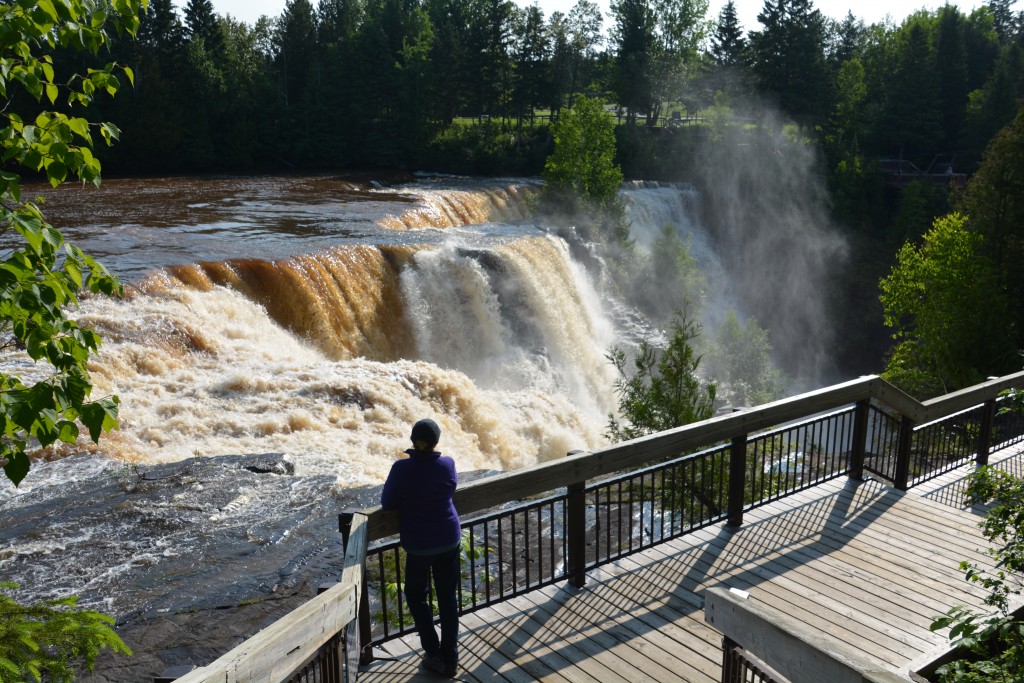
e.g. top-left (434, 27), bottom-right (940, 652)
top-left (339, 510), bottom-right (373, 667)
top-left (976, 399), bottom-right (996, 468)
top-left (727, 435), bottom-right (747, 527)
top-left (567, 479), bottom-right (587, 587)
top-left (565, 450), bottom-right (589, 588)
top-left (721, 636), bottom-right (738, 683)
top-left (894, 416), bottom-right (915, 491)
top-left (849, 399), bottom-right (870, 480)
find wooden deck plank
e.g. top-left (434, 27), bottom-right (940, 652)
top-left (357, 446), bottom-right (1023, 683)
top-left (512, 585), bottom-right (710, 683)
top-left (609, 533), bottom-right (928, 666)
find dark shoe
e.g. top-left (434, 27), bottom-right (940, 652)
top-left (442, 661), bottom-right (458, 678)
top-left (422, 653), bottom-right (446, 675)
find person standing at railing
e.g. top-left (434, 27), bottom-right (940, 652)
top-left (380, 418), bottom-right (461, 679)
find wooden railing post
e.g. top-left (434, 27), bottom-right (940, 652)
top-left (339, 510), bottom-right (373, 667)
top-left (976, 399), bottom-right (997, 468)
top-left (894, 416), bottom-right (915, 491)
top-left (566, 450), bottom-right (587, 588)
top-left (848, 399), bottom-right (870, 481)
top-left (727, 435), bottom-right (747, 527)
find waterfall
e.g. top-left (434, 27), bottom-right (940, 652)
top-left (45, 233), bottom-right (617, 487)
top-left (619, 181), bottom-right (847, 388)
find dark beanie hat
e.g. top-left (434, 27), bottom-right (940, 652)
top-left (411, 419), bottom-right (441, 449)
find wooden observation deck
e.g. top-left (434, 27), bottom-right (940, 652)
top-left (173, 373), bottom-right (1024, 683)
top-left (359, 448), bottom-right (1022, 683)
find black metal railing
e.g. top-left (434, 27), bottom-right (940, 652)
top-left (864, 402), bottom-right (901, 482)
top-left (363, 494), bottom-right (571, 644)
top-left (362, 404), bottom-right (867, 643)
top-left (284, 632), bottom-right (345, 683)
top-left (721, 637), bottom-right (786, 683)
top-left (585, 443), bottom-right (730, 568)
top-left (993, 394), bottom-right (1024, 451)
top-left (908, 405), bottom-right (985, 487)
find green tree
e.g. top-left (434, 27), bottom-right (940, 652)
top-left (748, 0), bottom-right (831, 133)
top-left (935, 5), bottom-right (970, 149)
top-left (510, 3), bottom-right (550, 134)
top-left (610, 0), bottom-right (656, 125)
top-left (710, 0), bottom-right (746, 68)
top-left (651, 0), bottom-right (711, 122)
top-left (962, 103), bottom-right (1024, 352)
top-left (879, 213), bottom-right (1014, 398)
top-left (183, 0), bottom-right (224, 57)
top-left (542, 95), bottom-right (623, 210)
top-left (0, 2), bottom-right (143, 676)
top-left (1, 0), bottom-right (138, 485)
top-left (705, 309), bottom-right (786, 407)
top-left (276, 0), bottom-right (318, 110)
top-left (880, 17), bottom-right (943, 161)
top-left (0, 584), bottom-right (131, 682)
top-left (606, 314), bottom-right (717, 442)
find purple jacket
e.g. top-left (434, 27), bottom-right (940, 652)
top-left (380, 449), bottom-right (461, 553)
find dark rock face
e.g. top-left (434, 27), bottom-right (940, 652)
top-left (0, 453), bottom-right (380, 682)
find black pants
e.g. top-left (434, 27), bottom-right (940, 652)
top-left (404, 545), bottom-right (460, 667)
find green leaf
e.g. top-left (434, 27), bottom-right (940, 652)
top-left (68, 117), bottom-right (91, 143)
top-left (80, 397), bottom-right (119, 442)
top-left (45, 160), bottom-right (66, 187)
top-left (3, 452), bottom-right (30, 486)
top-left (56, 421), bottom-right (79, 443)
top-left (99, 122), bottom-right (120, 145)
top-left (36, 0), bottom-right (60, 22)
top-left (44, 82), bottom-right (58, 104)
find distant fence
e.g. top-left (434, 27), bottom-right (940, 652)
top-left (170, 372), bottom-right (1024, 682)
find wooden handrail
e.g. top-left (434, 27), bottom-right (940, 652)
top-left (173, 514), bottom-right (369, 683)
top-left (364, 372), bottom-right (1024, 541)
top-left (705, 586), bottom-right (910, 683)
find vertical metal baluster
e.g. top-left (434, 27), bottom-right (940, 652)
top-left (377, 551), bottom-right (389, 639)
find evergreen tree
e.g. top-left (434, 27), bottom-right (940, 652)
top-left (710, 0), bottom-right (746, 67)
top-left (828, 11), bottom-right (864, 65)
top-left (934, 5), bottom-right (970, 149)
top-left (988, 0), bottom-right (1018, 43)
top-left (510, 4), bottom-right (550, 131)
top-left (318, 0), bottom-right (364, 45)
top-left (183, 0), bottom-right (224, 56)
top-left (138, 0), bottom-right (184, 59)
top-left (964, 41), bottom-right (1023, 153)
top-left (425, 0), bottom-right (474, 124)
top-left (606, 314), bottom-right (717, 442)
top-left (705, 0), bottom-right (746, 105)
top-left (880, 18), bottom-right (942, 161)
top-left (610, 0), bottom-right (656, 125)
top-left (276, 0), bottom-right (318, 109)
top-left (566, 0), bottom-right (604, 106)
top-left (748, 0), bottom-right (830, 132)
top-left (962, 104), bottom-right (1024, 351)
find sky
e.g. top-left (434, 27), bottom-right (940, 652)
top-left (199, 0), bottom-right (990, 33)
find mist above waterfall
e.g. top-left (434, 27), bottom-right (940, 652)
top-left (618, 118), bottom-right (849, 390)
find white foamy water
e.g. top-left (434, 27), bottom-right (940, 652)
top-left (66, 240), bottom-right (613, 487)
